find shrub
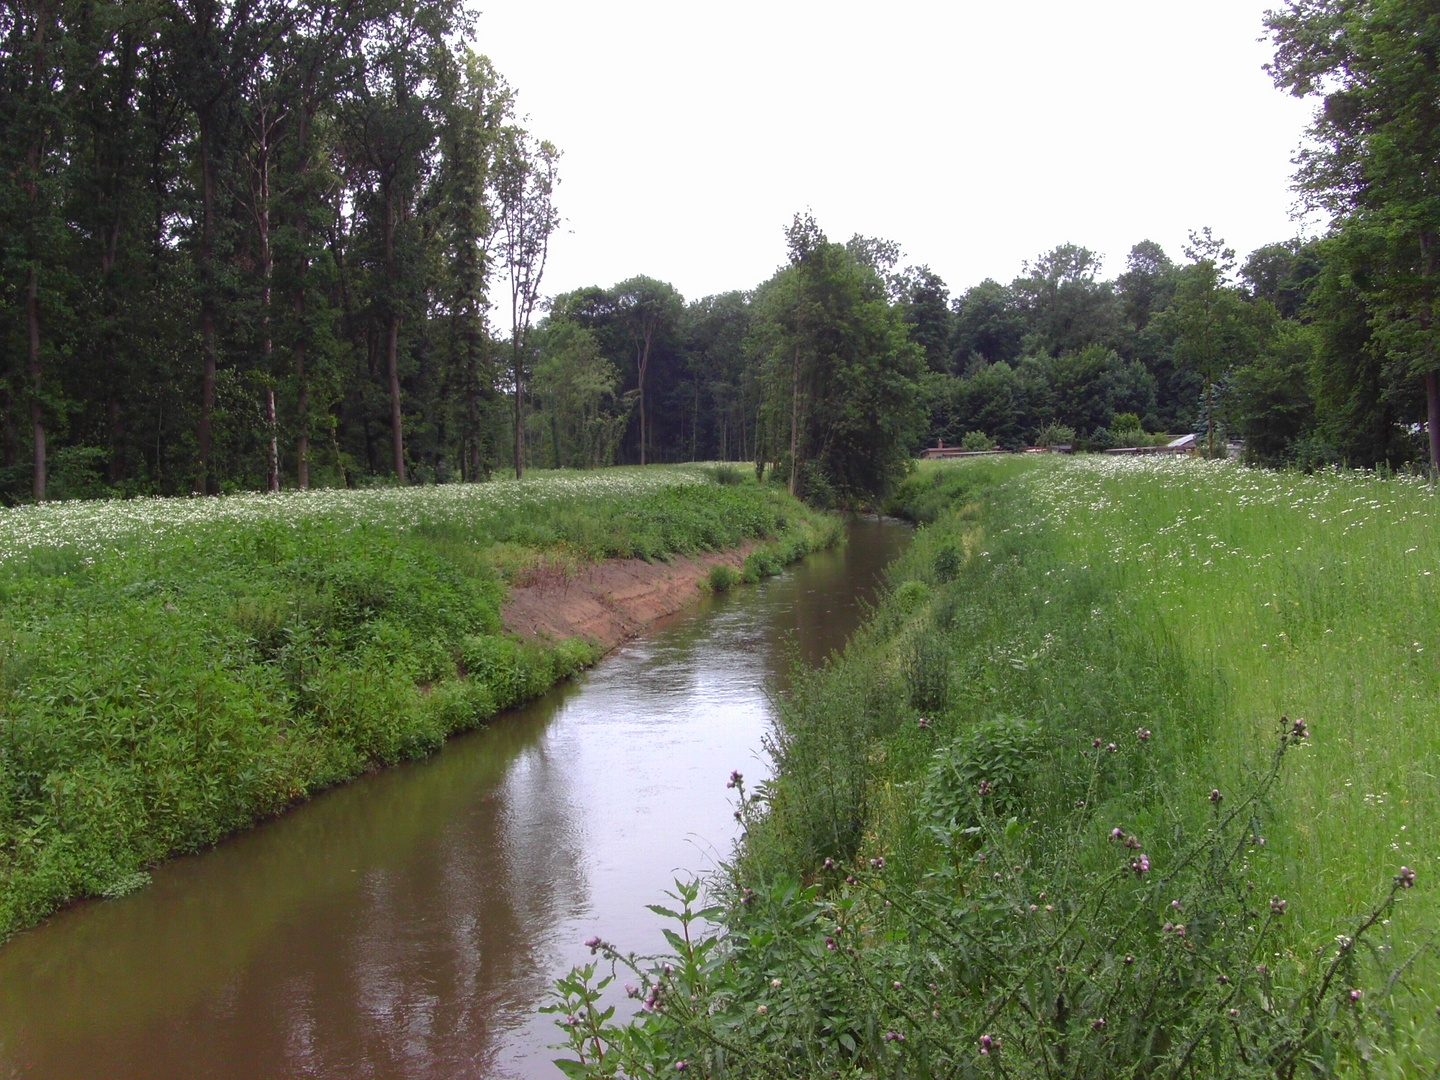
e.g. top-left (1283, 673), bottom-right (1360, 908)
top-left (708, 564), bottom-right (739, 592)
top-left (708, 463), bottom-right (744, 486)
top-left (1034, 422), bottom-right (1076, 448)
top-left (960, 429), bottom-right (993, 452)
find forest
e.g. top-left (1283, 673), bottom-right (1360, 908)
top-left (3, 0), bottom-right (1439, 508)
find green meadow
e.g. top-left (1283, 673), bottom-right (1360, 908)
top-left (554, 455), bottom-right (1438, 1078)
top-left (0, 466), bottom-right (838, 939)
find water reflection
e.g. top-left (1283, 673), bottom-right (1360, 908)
top-left (0, 518), bottom-right (908, 1079)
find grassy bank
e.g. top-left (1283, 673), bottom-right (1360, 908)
top-left (552, 457), bottom-right (1437, 1078)
top-left (0, 465), bottom-right (839, 938)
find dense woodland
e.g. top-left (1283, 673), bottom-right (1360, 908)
top-left (3, 0), bottom-right (1439, 506)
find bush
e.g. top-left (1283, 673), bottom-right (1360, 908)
top-left (708, 564), bottom-right (738, 592)
top-left (708, 463), bottom-right (744, 486)
top-left (1034, 422), bottom-right (1076, 448)
top-left (960, 429), bottom-right (993, 452)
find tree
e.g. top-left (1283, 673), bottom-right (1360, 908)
top-left (493, 126), bottom-right (559, 479)
top-left (748, 214), bottom-right (925, 505)
top-left (163, 0), bottom-right (293, 493)
top-left (343, 0), bottom-right (454, 482)
top-left (612, 276), bottom-right (683, 466)
top-left (1230, 321), bottom-right (1318, 465)
top-left (1115, 240), bottom-right (1176, 335)
top-left (897, 266), bottom-right (953, 373)
top-left (433, 49), bottom-right (512, 480)
top-left (1157, 229), bottom-right (1273, 455)
top-left (1, 0), bottom-right (77, 502)
top-left (1240, 238), bottom-right (1323, 320)
top-left (951, 279), bottom-right (1024, 368)
top-left (1012, 243), bottom-right (1120, 357)
top-left (1267, 0), bottom-right (1440, 466)
top-left (531, 318), bottom-right (632, 468)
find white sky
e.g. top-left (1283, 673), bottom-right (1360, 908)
top-left (471, 0), bottom-right (1319, 303)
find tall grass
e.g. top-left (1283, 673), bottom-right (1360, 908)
top-left (549, 456), bottom-right (1438, 1077)
top-left (0, 466), bottom-right (836, 938)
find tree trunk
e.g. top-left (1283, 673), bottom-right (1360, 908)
top-left (109, 396), bottom-right (124, 483)
top-left (788, 341), bottom-right (800, 497)
top-left (383, 184), bottom-right (405, 482)
top-left (512, 345), bottom-right (524, 479)
top-left (27, 266), bottom-right (44, 503)
top-left (295, 333), bottom-right (309, 489)
top-left (1205, 376), bottom-right (1215, 459)
top-left (197, 118), bottom-right (217, 494)
top-left (388, 313), bottom-right (404, 481)
top-left (1427, 369), bottom-right (1440, 470)
top-left (293, 102), bottom-right (312, 491)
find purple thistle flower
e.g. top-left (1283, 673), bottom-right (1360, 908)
top-left (1130, 854), bottom-right (1151, 875)
top-left (1110, 827), bottom-right (1124, 841)
top-left (1289, 716), bottom-right (1308, 738)
top-left (1398, 866), bottom-right (1417, 889)
top-left (979, 1034), bottom-right (996, 1055)
top-left (823, 857), bottom-right (835, 870)
top-left (1270, 896), bottom-right (1287, 915)
top-left (1092, 737), bottom-right (1102, 748)
top-left (1136, 727), bottom-right (1152, 741)
top-left (1091, 1017), bottom-right (1106, 1030)
top-left (825, 936), bottom-right (837, 951)
top-left (726, 770), bottom-right (743, 789)
top-left (978, 779), bottom-right (993, 797)
top-left (1350, 988), bottom-right (1363, 1003)
top-left (1209, 788), bottom-right (1223, 804)
top-left (1107, 742), bottom-right (1118, 753)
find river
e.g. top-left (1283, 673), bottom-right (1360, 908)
top-left (0, 517), bottom-right (909, 1079)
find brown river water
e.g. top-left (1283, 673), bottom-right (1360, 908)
top-left (0, 517), bottom-right (909, 1079)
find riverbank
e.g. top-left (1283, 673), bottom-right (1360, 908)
top-left (0, 466), bottom-right (839, 939)
top-left (553, 456), bottom-right (1438, 1078)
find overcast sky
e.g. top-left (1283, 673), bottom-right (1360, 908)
top-left (471, 0), bottom-right (1319, 303)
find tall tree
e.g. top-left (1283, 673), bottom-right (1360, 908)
top-left (164, 0), bottom-right (292, 493)
top-left (1158, 229), bottom-right (1274, 456)
top-left (1012, 243), bottom-right (1120, 357)
top-left (343, 0), bottom-right (454, 482)
top-left (1268, 0), bottom-right (1440, 466)
top-left (613, 276), bottom-right (683, 466)
top-left (493, 127), bottom-right (559, 479)
top-left (433, 50), bottom-right (511, 480)
top-left (1, 0), bottom-right (74, 501)
top-left (898, 266), bottom-right (953, 373)
top-left (749, 214), bottom-right (925, 504)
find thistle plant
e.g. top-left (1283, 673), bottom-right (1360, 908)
top-left (550, 716), bottom-right (1432, 1079)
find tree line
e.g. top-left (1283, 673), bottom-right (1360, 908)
top-left (3, 0), bottom-right (1436, 506)
top-left (2, 0), bottom-right (558, 501)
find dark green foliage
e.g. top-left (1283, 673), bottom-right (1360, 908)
top-left (707, 565), bottom-right (737, 592)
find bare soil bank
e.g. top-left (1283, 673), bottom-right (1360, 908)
top-left (502, 543), bottom-right (756, 653)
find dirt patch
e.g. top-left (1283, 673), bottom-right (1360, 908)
top-left (501, 542), bottom-right (757, 654)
